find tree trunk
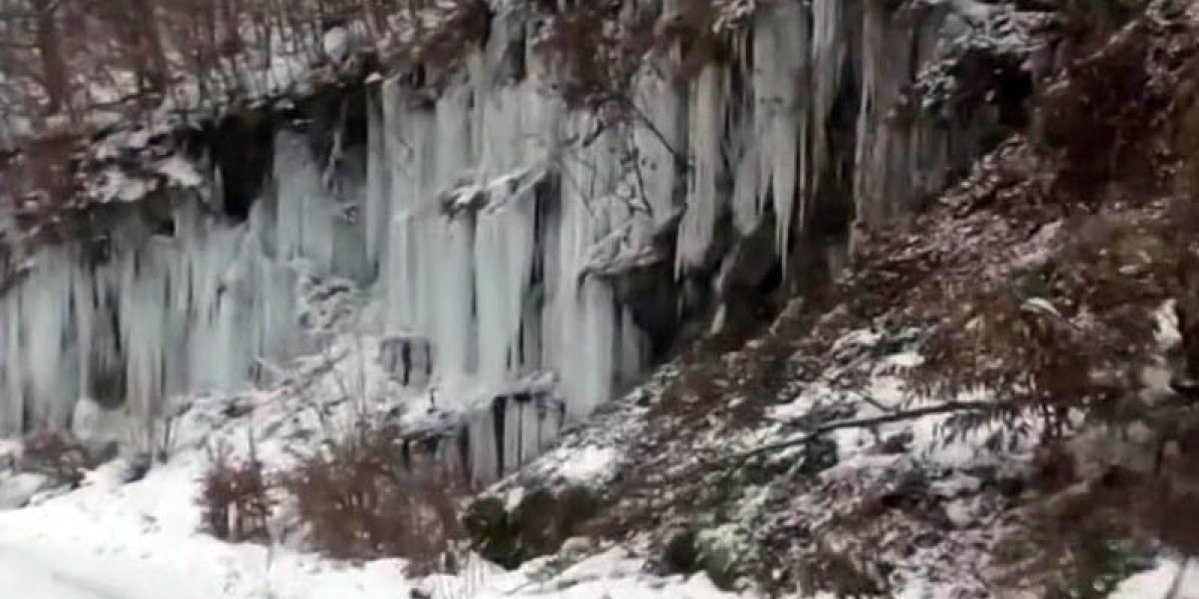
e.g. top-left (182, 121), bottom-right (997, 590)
top-left (1173, 250), bottom-right (1199, 395)
top-left (33, 0), bottom-right (69, 114)
top-left (128, 0), bottom-right (169, 94)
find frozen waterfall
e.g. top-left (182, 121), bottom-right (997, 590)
top-left (0, 0), bottom-right (1007, 479)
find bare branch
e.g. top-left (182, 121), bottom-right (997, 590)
top-left (730, 400), bottom-right (1010, 463)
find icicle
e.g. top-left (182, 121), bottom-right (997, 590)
top-left (364, 84), bottom-right (391, 273)
top-left (632, 66), bottom-right (686, 227)
top-left (676, 65), bottom-right (728, 274)
top-left (811, 0), bottom-right (852, 214)
top-left (0, 2), bottom-right (719, 483)
top-left (273, 131), bottom-right (338, 274)
top-left (752, 0), bottom-right (808, 261)
top-left (473, 187), bottom-right (537, 386)
top-left (8, 247), bottom-right (80, 430)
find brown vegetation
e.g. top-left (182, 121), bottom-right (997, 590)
top-left (866, 6), bottom-right (1199, 591)
top-left (200, 440), bottom-right (272, 543)
top-left (0, 0), bottom-right (494, 214)
top-left (197, 419), bottom-right (469, 574)
top-left (856, 7), bottom-right (1199, 438)
top-left (18, 428), bottom-right (88, 487)
top-left (609, 4), bottom-right (1199, 593)
top-left (533, 0), bottom-right (742, 110)
top-left (279, 421), bottom-right (469, 573)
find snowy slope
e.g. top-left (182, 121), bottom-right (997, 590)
top-left (0, 450), bottom-right (744, 599)
top-left (1111, 558), bottom-right (1197, 598)
top-left (0, 335), bottom-right (746, 599)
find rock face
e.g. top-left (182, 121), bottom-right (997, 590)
top-left (0, 0), bottom-right (1038, 477)
top-left (377, 335), bottom-right (434, 388)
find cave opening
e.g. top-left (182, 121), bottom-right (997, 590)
top-left (207, 113), bottom-right (274, 222)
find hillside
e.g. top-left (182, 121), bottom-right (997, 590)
top-left (2, 0), bottom-right (1199, 598)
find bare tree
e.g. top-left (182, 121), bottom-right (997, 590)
top-left (0, 0), bottom-right (74, 114)
top-left (96, 0), bottom-right (170, 96)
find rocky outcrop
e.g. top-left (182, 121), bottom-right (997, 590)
top-left (463, 485), bottom-right (602, 569)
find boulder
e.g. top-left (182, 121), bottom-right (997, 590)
top-left (71, 397), bottom-right (130, 464)
top-left (658, 526), bottom-right (699, 575)
top-left (695, 525), bottom-right (752, 590)
top-left (464, 485), bottom-right (602, 569)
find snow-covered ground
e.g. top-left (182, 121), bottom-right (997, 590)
top-left (0, 453), bottom-right (410, 599)
top-left (0, 303), bottom-right (1190, 599)
top-left (0, 445), bottom-right (743, 599)
top-left (1111, 558), bottom-right (1197, 598)
top-left (0, 320), bottom-right (743, 599)
top-left (0, 309), bottom-right (1189, 599)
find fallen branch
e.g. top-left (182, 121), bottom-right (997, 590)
top-left (731, 400), bottom-right (1010, 462)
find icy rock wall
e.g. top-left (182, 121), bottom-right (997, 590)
top-left (0, 0), bottom-right (1008, 473)
top-left (0, 136), bottom-right (356, 435)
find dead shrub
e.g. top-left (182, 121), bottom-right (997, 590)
top-left (916, 285), bottom-right (1135, 438)
top-left (533, 0), bottom-right (736, 109)
top-left (994, 460), bottom-right (1160, 597)
top-left (392, 0), bottom-right (492, 100)
top-left (794, 544), bottom-right (887, 599)
top-left (18, 428), bottom-right (87, 487)
top-left (994, 412), bottom-right (1199, 595)
top-left (281, 420), bottom-right (469, 574)
top-left (3, 131), bottom-right (84, 243)
top-left (199, 441), bottom-right (273, 543)
top-left (533, 0), bottom-right (650, 108)
top-left (905, 6), bottom-right (1199, 432)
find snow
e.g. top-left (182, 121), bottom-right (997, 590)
top-left (0, 355), bottom-right (744, 599)
top-left (0, 472), bottom-right (53, 509)
top-left (1111, 558), bottom-right (1198, 598)
top-left (0, 456), bottom-right (744, 599)
top-left (0, 456), bottom-right (383, 599)
top-left (1156, 299), bottom-right (1183, 349)
top-left (155, 155), bottom-right (204, 190)
top-left (556, 446), bottom-right (618, 487)
top-left (322, 27), bottom-right (351, 64)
